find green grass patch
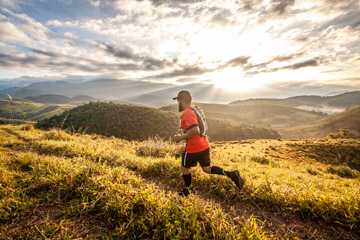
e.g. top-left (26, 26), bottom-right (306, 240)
top-left (0, 126), bottom-right (267, 239)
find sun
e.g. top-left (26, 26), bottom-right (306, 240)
top-left (210, 68), bottom-right (263, 92)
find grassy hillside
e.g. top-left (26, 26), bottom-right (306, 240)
top-left (0, 118), bottom-right (33, 125)
top-left (0, 99), bottom-right (71, 121)
top-left (161, 103), bottom-right (327, 130)
top-left (206, 118), bottom-right (280, 141)
top-left (281, 105), bottom-right (360, 139)
top-left (325, 91), bottom-right (360, 108)
top-left (36, 102), bottom-right (180, 141)
top-left (71, 95), bottom-right (98, 102)
top-left (36, 102), bottom-right (280, 141)
top-left (25, 94), bottom-right (72, 104)
top-left (0, 125), bottom-right (359, 239)
top-left (0, 87), bottom-right (21, 98)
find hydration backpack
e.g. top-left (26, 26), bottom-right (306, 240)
top-left (190, 106), bottom-right (208, 137)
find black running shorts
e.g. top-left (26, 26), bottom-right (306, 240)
top-left (181, 148), bottom-right (210, 168)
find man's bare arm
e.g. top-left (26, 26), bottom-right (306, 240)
top-left (174, 126), bottom-right (200, 142)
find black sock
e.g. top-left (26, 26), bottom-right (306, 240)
top-left (182, 173), bottom-right (192, 188)
top-left (211, 166), bottom-right (229, 176)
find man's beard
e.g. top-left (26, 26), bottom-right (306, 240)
top-left (178, 103), bottom-right (184, 112)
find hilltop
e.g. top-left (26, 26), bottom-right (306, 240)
top-left (36, 102), bottom-right (280, 141)
top-left (36, 102), bottom-right (179, 141)
top-left (281, 105), bottom-right (360, 138)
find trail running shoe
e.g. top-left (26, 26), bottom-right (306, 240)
top-left (228, 170), bottom-right (244, 190)
top-left (178, 186), bottom-right (193, 197)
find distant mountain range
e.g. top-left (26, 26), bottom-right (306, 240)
top-left (0, 79), bottom-right (246, 106)
top-left (0, 76), bottom-right (92, 90)
top-left (1, 78), bottom-right (359, 109)
top-left (229, 91), bottom-right (360, 113)
top-left (25, 94), bottom-right (99, 105)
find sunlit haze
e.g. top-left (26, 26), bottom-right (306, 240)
top-left (0, 0), bottom-right (359, 95)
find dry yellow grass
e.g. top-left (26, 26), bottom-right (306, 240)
top-left (1, 124), bottom-right (359, 239)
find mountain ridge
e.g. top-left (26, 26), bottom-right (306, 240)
top-left (1, 79), bottom-right (359, 108)
top-left (280, 105), bottom-right (360, 138)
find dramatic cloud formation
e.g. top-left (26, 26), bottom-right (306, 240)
top-left (0, 0), bottom-right (359, 93)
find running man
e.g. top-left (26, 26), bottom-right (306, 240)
top-left (172, 90), bottom-right (244, 197)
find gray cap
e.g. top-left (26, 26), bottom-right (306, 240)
top-left (172, 90), bottom-right (192, 102)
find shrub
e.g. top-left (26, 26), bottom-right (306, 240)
top-left (250, 155), bottom-right (270, 165)
top-left (327, 129), bottom-right (353, 139)
top-left (327, 166), bottom-right (359, 178)
top-left (42, 129), bottom-right (73, 141)
top-left (307, 168), bottom-right (319, 176)
top-left (21, 124), bottom-right (35, 131)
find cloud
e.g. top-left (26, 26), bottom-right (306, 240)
top-left (244, 58), bottom-right (321, 76)
top-left (174, 77), bottom-right (197, 83)
top-left (0, 21), bottom-right (30, 43)
top-left (210, 8), bottom-right (233, 26)
top-left (1, 0), bottom-right (359, 89)
top-left (89, 0), bottom-right (100, 7)
top-left (102, 44), bottom-right (175, 70)
top-left (286, 58), bottom-right (318, 69)
top-left (224, 56), bottom-right (250, 68)
top-left (1, 42), bottom-right (178, 77)
top-left (47, 19), bottom-right (78, 27)
top-left (109, 0), bottom-right (154, 14)
top-left (64, 32), bottom-right (79, 40)
top-left (149, 0), bottom-right (204, 6)
top-left (103, 44), bottom-right (137, 60)
top-left (30, 49), bottom-right (58, 57)
top-left (322, 0), bottom-right (359, 10)
top-left (223, 52), bottom-right (308, 74)
top-left (0, 51), bottom-right (145, 74)
top-left (143, 57), bottom-right (174, 70)
top-left (271, 0), bottom-right (296, 15)
top-left (0, 0), bottom-right (23, 8)
top-left (1, 8), bottom-right (55, 43)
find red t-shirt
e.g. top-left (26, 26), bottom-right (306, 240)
top-left (180, 106), bottom-right (209, 153)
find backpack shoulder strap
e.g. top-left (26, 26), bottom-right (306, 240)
top-left (189, 106), bottom-right (207, 136)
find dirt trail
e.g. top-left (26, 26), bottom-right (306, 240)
top-left (2, 201), bottom-right (111, 239)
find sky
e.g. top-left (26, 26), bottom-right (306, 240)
top-left (0, 0), bottom-right (359, 94)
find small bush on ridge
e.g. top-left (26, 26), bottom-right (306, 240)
top-left (42, 129), bottom-right (73, 141)
top-left (327, 166), bottom-right (359, 178)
